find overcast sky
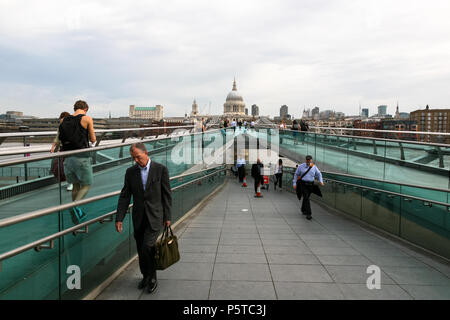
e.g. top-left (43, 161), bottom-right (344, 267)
top-left (1, 0), bottom-right (449, 118)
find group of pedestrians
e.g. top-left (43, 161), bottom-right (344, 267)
top-left (222, 118), bottom-right (255, 131)
top-left (238, 153), bottom-right (324, 220)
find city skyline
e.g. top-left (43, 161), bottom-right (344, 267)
top-left (1, 100), bottom-right (436, 120)
top-left (1, 1), bottom-right (449, 118)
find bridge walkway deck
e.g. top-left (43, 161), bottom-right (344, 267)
top-left (96, 178), bottom-right (450, 300)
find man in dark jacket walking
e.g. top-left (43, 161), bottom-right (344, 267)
top-left (251, 158), bottom-right (264, 196)
top-left (115, 142), bottom-right (172, 294)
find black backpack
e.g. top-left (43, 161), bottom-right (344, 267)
top-left (58, 115), bottom-right (89, 151)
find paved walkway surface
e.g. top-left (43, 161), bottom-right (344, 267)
top-left (96, 178), bottom-right (450, 300)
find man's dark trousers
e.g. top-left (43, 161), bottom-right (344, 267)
top-left (275, 173), bottom-right (283, 189)
top-left (300, 181), bottom-right (314, 215)
top-left (254, 177), bottom-right (263, 193)
top-left (134, 217), bottom-right (158, 280)
top-left (238, 166), bottom-right (245, 183)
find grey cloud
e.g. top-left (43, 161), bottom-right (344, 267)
top-left (0, 0), bottom-right (449, 118)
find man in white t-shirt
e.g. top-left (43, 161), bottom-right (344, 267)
top-left (194, 118), bottom-right (203, 133)
top-left (231, 119), bottom-right (237, 132)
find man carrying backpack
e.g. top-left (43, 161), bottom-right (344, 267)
top-left (59, 100), bottom-right (97, 224)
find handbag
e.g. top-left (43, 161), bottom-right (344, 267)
top-left (154, 226), bottom-right (180, 270)
top-left (51, 157), bottom-right (66, 182)
top-left (312, 184), bottom-right (323, 197)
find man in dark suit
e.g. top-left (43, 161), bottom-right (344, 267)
top-left (115, 142), bottom-right (172, 294)
top-left (251, 158), bottom-right (264, 196)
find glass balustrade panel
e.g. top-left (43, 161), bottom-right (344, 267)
top-left (0, 155), bottom-right (64, 220)
top-left (59, 212), bottom-right (133, 300)
top-left (401, 198), bottom-right (450, 259)
top-left (361, 190), bottom-right (401, 235)
top-left (0, 212), bottom-right (60, 300)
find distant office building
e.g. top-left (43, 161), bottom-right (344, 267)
top-left (319, 110), bottom-right (334, 120)
top-left (311, 107), bottom-right (320, 120)
top-left (378, 105), bottom-right (387, 116)
top-left (277, 114), bottom-right (291, 120)
top-left (370, 105), bottom-right (391, 119)
top-left (245, 108), bottom-right (248, 115)
top-left (129, 105), bottom-right (163, 120)
top-left (361, 108), bottom-right (369, 118)
top-left (410, 105), bottom-right (450, 133)
top-left (6, 111), bottom-right (23, 117)
top-left (252, 104), bottom-right (259, 116)
top-left (398, 112), bottom-right (409, 119)
top-left (0, 111), bottom-right (37, 121)
top-left (280, 105), bottom-right (288, 118)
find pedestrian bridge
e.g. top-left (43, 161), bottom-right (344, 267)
top-left (0, 127), bottom-right (449, 299)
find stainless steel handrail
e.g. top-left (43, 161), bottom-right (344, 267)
top-left (322, 171), bottom-right (450, 193)
top-left (0, 167), bottom-right (226, 270)
top-left (0, 128), bottom-right (227, 167)
top-left (282, 168), bottom-right (450, 208)
top-left (254, 126), bottom-right (450, 147)
top-left (0, 191), bottom-right (121, 228)
top-left (309, 126), bottom-right (450, 136)
top-left (282, 167), bottom-right (450, 193)
top-left (0, 165), bottom-right (226, 228)
top-left (254, 124), bottom-right (450, 136)
top-left (0, 127), bottom-right (217, 157)
top-left (0, 137), bottom-right (174, 159)
top-left (307, 132), bottom-right (450, 147)
top-left (322, 178), bottom-right (450, 208)
top-left (0, 125), bottom-right (195, 138)
top-left (171, 168), bottom-right (226, 191)
top-left (171, 165), bottom-right (225, 181)
top-left (0, 209), bottom-right (125, 271)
